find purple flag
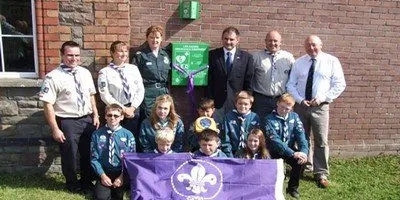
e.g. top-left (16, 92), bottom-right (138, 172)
top-left (124, 153), bottom-right (284, 200)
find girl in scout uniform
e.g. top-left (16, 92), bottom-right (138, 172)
top-left (131, 25), bottom-right (171, 118)
top-left (139, 94), bottom-right (184, 153)
top-left (235, 129), bottom-right (270, 159)
top-left (98, 41), bottom-right (144, 151)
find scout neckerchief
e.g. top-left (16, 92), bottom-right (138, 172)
top-left (266, 50), bottom-right (279, 88)
top-left (274, 110), bottom-right (290, 143)
top-left (110, 62), bottom-right (131, 102)
top-left (61, 64), bottom-right (85, 111)
top-left (106, 124), bottom-right (122, 167)
top-left (233, 109), bottom-right (251, 149)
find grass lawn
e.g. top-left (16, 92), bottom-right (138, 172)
top-left (0, 155), bottom-right (399, 200)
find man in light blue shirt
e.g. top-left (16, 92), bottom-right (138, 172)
top-left (287, 35), bottom-right (346, 188)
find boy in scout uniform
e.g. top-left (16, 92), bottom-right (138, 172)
top-left (39, 41), bottom-right (100, 193)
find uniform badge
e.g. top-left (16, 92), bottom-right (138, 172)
top-left (120, 138), bottom-right (127, 142)
top-left (99, 82), bottom-right (106, 92)
top-left (40, 84), bottom-right (49, 93)
top-left (164, 56), bottom-right (170, 64)
top-left (146, 62), bottom-right (152, 66)
top-left (99, 135), bottom-right (107, 149)
top-left (100, 135), bottom-right (107, 142)
top-left (136, 51), bottom-right (142, 55)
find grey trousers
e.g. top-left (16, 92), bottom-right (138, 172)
top-left (295, 103), bottom-right (330, 179)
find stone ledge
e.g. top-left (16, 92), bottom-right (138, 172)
top-left (0, 78), bottom-right (43, 88)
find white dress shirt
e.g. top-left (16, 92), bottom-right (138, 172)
top-left (223, 47), bottom-right (236, 64)
top-left (286, 52), bottom-right (346, 104)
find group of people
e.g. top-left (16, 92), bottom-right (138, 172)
top-left (39, 25), bottom-right (346, 199)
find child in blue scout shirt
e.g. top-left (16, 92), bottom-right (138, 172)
top-left (154, 127), bottom-right (175, 154)
top-left (90, 104), bottom-right (135, 200)
top-left (235, 128), bottom-right (270, 159)
top-left (139, 94), bottom-right (184, 152)
top-left (192, 117), bottom-right (227, 158)
top-left (221, 91), bottom-right (261, 157)
top-left (187, 98), bottom-right (222, 152)
top-left (264, 93), bottom-right (308, 199)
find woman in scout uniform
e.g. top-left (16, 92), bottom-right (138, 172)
top-left (131, 25), bottom-right (171, 118)
top-left (98, 41), bottom-right (144, 151)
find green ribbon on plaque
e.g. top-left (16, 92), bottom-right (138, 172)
top-left (171, 42), bottom-right (209, 86)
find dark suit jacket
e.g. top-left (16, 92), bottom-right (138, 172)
top-left (207, 47), bottom-right (255, 110)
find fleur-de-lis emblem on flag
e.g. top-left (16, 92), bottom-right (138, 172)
top-left (177, 164), bottom-right (217, 194)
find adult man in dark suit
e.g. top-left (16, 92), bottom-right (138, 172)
top-left (207, 26), bottom-right (255, 118)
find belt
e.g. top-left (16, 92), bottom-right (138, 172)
top-left (56, 114), bottom-right (90, 120)
top-left (144, 82), bottom-right (167, 88)
top-left (254, 91), bottom-right (281, 99)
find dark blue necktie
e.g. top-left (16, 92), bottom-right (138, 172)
top-left (226, 52), bottom-right (232, 73)
top-left (305, 58), bottom-right (316, 101)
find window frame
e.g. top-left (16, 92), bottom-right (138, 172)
top-left (0, 0), bottom-right (38, 78)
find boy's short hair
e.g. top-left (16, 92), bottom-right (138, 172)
top-left (199, 130), bottom-right (220, 143)
top-left (235, 90), bottom-right (254, 104)
top-left (194, 117), bottom-right (219, 133)
top-left (105, 103), bottom-right (124, 114)
top-left (278, 93), bottom-right (295, 107)
top-left (197, 98), bottom-right (215, 110)
top-left (155, 127), bottom-right (175, 143)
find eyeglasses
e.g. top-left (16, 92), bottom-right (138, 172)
top-left (106, 114), bottom-right (121, 118)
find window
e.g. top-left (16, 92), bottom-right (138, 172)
top-left (0, 0), bottom-right (38, 78)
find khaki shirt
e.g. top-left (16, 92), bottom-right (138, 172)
top-left (39, 66), bottom-right (96, 118)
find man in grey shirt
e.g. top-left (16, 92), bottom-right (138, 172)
top-left (252, 30), bottom-right (295, 121)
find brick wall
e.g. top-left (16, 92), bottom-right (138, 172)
top-left (128, 0), bottom-right (400, 157)
top-left (5, 0), bottom-right (395, 172)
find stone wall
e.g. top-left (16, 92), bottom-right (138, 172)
top-left (0, 79), bottom-right (60, 173)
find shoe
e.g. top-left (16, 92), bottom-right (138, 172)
top-left (286, 188), bottom-right (300, 199)
top-left (318, 178), bottom-right (329, 188)
top-left (66, 185), bottom-right (82, 193)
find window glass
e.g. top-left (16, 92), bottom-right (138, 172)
top-left (0, 0), bottom-right (36, 75)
